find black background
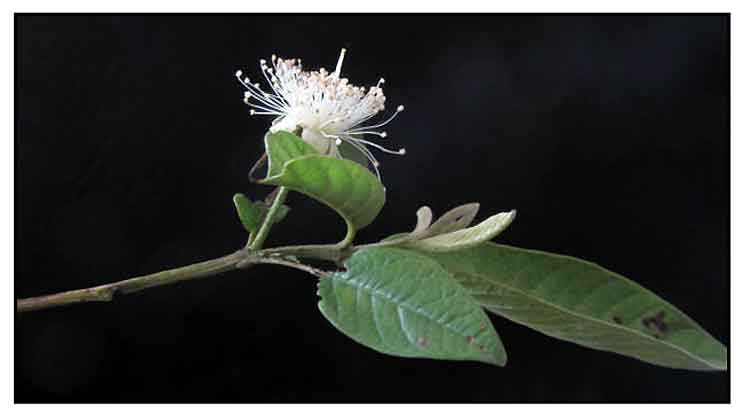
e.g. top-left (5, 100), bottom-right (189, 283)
top-left (15, 14), bottom-right (729, 402)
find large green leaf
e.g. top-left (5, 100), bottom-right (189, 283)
top-left (422, 243), bottom-right (727, 371)
top-left (261, 132), bottom-right (386, 230)
top-left (318, 247), bottom-right (507, 365)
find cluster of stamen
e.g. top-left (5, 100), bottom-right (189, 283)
top-left (235, 49), bottom-right (405, 178)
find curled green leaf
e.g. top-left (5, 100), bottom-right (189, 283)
top-left (260, 131), bottom-right (386, 232)
top-left (264, 130), bottom-right (318, 177)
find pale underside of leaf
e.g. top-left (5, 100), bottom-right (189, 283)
top-left (317, 247), bottom-right (507, 366)
top-left (424, 203), bottom-right (480, 237)
top-left (407, 210), bottom-right (517, 253)
top-left (411, 206), bottom-right (434, 237)
top-left (389, 206), bottom-right (434, 244)
top-left (422, 243), bottom-right (727, 371)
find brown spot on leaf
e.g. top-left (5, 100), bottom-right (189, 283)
top-left (467, 336), bottom-right (475, 345)
top-left (479, 345), bottom-right (487, 352)
top-left (418, 337), bottom-right (428, 347)
top-left (642, 311), bottom-right (668, 336)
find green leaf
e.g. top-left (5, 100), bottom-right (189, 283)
top-left (317, 247), bottom-right (507, 366)
top-left (254, 201), bottom-right (291, 224)
top-left (407, 210), bottom-right (517, 253)
top-left (422, 243), bottom-right (727, 371)
top-left (337, 141), bottom-right (371, 169)
top-left (232, 194), bottom-right (291, 233)
top-left (264, 130), bottom-right (319, 177)
top-left (261, 132), bottom-right (386, 231)
top-left (232, 193), bottom-right (264, 233)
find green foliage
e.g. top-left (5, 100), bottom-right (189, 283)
top-left (233, 193), bottom-right (290, 234)
top-left (419, 243), bottom-right (727, 371)
top-left (318, 247), bottom-right (507, 365)
top-left (260, 131), bottom-right (386, 231)
top-left (233, 193), bottom-right (263, 233)
top-left (264, 130), bottom-right (319, 177)
top-left (240, 133), bottom-right (727, 372)
top-left (337, 141), bottom-right (371, 169)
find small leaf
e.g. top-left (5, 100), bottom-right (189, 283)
top-left (233, 194), bottom-right (290, 233)
top-left (408, 210), bottom-right (517, 252)
top-left (410, 206), bottom-right (434, 237)
top-left (424, 203), bottom-right (480, 237)
top-left (318, 247), bottom-right (507, 365)
top-left (422, 243), bottom-right (728, 371)
top-left (254, 201), bottom-right (291, 224)
top-left (389, 206), bottom-right (433, 244)
top-left (261, 132), bottom-right (386, 231)
top-left (232, 193), bottom-right (264, 233)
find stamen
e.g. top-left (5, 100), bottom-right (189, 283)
top-left (353, 137), bottom-right (406, 156)
top-left (346, 104), bottom-right (404, 133)
top-left (237, 51), bottom-right (405, 177)
top-left (333, 48), bottom-right (347, 78)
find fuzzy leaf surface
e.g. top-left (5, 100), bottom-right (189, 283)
top-left (407, 210), bottom-right (517, 252)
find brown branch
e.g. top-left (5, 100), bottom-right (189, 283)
top-left (16, 250), bottom-right (250, 313)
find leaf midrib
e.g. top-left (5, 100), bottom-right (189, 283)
top-left (459, 268), bottom-right (722, 369)
top-left (275, 155), bottom-right (381, 228)
top-left (331, 273), bottom-right (485, 349)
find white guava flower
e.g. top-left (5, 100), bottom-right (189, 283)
top-left (235, 48), bottom-right (405, 178)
